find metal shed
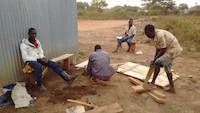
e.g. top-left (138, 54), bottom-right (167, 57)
top-left (0, 0), bottom-right (78, 85)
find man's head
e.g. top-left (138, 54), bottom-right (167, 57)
top-left (94, 44), bottom-right (102, 51)
top-left (144, 24), bottom-right (155, 39)
top-left (128, 18), bottom-right (133, 26)
top-left (28, 28), bottom-right (37, 41)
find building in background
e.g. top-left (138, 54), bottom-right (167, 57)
top-left (0, 0), bottom-right (78, 85)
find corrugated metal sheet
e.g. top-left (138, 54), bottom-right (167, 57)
top-left (0, 0), bottom-right (78, 85)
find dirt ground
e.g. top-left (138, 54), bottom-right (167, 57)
top-left (1, 19), bottom-right (200, 113)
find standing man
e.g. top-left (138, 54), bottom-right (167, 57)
top-left (87, 45), bottom-right (115, 85)
top-left (144, 24), bottom-right (183, 93)
top-left (113, 18), bottom-right (136, 53)
top-left (20, 28), bottom-right (76, 91)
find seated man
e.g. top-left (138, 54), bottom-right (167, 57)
top-left (113, 18), bottom-right (136, 53)
top-left (144, 24), bottom-right (183, 93)
top-left (87, 45), bottom-right (115, 85)
top-left (20, 28), bottom-right (76, 91)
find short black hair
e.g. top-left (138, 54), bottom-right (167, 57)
top-left (94, 44), bottom-right (102, 51)
top-left (28, 27), bottom-right (36, 33)
top-left (145, 24), bottom-right (155, 33)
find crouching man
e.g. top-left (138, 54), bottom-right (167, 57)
top-left (87, 45), bottom-right (115, 85)
top-left (20, 28), bottom-right (76, 91)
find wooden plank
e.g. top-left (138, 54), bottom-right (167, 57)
top-left (75, 60), bottom-right (88, 68)
top-left (128, 77), bottom-right (166, 99)
top-left (118, 62), bottom-right (180, 87)
top-left (51, 54), bottom-right (74, 62)
top-left (128, 77), bottom-right (141, 85)
top-left (148, 92), bottom-right (167, 104)
top-left (67, 99), bottom-right (95, 108)
top-left (66, 105), bottom-right (85, 113)
top-left (84, 103), bottom-right (123, 113)
top-left (42, 54), bottom-right (74, 76)
top-left (128, 77), bottom-right (167, 104)
top-left (132, 85), bottom-right (146, 93)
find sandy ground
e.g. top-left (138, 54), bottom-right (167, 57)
top-left (1, 19), bottom-right (200, 113)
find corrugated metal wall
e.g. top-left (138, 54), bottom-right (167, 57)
top-left (0, 0), bottom-right (78, 85)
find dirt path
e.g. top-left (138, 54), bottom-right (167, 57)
top-left (1, 19), bottom-right (200, 113)
top-left (77, 19), bottom-right (200, 113)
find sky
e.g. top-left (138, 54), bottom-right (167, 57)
top-left (77, 0), bottom-right (199, 8)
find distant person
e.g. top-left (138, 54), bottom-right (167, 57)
top-left (87, 45), bottom-right (115, 85)
top-left (20, 28), bottom-right (76, 91)
top-left (113, 18), bottom-right (136, 53)
top-left (144, 24), bottom-right (183, 93)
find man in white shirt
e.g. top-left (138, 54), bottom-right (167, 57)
top-left (144, 24), bottom-right (183, 93)
top-left (20, 28), bottom-right (76, 91)
top-left (113, 18), bottom-right (136, 53)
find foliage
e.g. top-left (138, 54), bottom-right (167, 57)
top-left (154, 16), bottom-right (200, 52)
top-left (91, 0), bottom-right (108, 12)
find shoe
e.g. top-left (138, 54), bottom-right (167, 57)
top-left (164, 87), bottom-right (176, 93)
top-left (143, 83), bottom-right (157, 91)
top-left (67, 75), bottom-right (78, 85)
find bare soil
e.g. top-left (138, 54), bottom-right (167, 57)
top-left (1, 19), bottom-right (200, 113)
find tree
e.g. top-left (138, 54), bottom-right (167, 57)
top-left (91, 0), bottom-right (107, 12)
top-left (178, 3), bottom-right (188, 11)
top-left (77, 2), bottom-right (89, 10)
top-left (142, 0), bottom-right (176, 14)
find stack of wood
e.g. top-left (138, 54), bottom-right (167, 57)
top-left (128, 77), bottom-right (167, 104)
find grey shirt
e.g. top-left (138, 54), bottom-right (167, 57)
top-left (87, 50), bottom-right (115, 80)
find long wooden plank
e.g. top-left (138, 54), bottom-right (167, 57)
top-left (132, 85), bottom-right (146, 93)
top-left (148, 93), bottom-right (167, 104)
top-left (128, 77), bottom-right (166, 99)
top-left (42, 54), bottom-right (74, 75)
top-left (128, 77), bottom-right (167, 104)
top-left (66, 105), bottom-right (85, 113)
top-left (51, 54), bottom-right (74, 62)
top-left (84, 103), bottom-right (123, 113)
top-left (67, 99), bottom-right (95, 108)
top-left (75, 60), bottom-right (88, 68)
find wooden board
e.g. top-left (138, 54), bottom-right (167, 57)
top-left (128, 77), bottom-right (166, 99)
top-left (51, 54), bottom-right (74, 62)
top-left (84, 103), bottom-right (123, 113)
top-left (132, 85), bottom-right (146, 93)
top-left (118, 62), bottom-right (180, 87)
top-left (148, 92), bottom-right (167, 104)
top-left (128, 77), bottom-right (167, 104)
top-left (75, 60), bottom-right (88, 68)
top-left (66, 105), bottom-right (85, 113)
top-left (67, 99), bottom-right (95, 108)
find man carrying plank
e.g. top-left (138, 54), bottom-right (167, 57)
top-left (144, 24), bottom-right (183, 93)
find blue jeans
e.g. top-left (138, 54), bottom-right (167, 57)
top-left (117, 36), bottom-right (134, 45)
top-left (28, 60), bottom-right (70, 81)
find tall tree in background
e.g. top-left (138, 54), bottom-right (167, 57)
top-left (77, 2), bottom-right (89, 10)
top-left (178, 3), bottom-right (188, 11)
top-left (142, 0), bottom-right (176, 14)
top-left (91, 0), bottom-right (107, 12)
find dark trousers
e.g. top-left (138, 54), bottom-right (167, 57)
top-left (28, 60), bottom-right (70, 82)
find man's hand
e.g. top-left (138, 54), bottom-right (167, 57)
top-left (38, 58), bottom-right (49, 64)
